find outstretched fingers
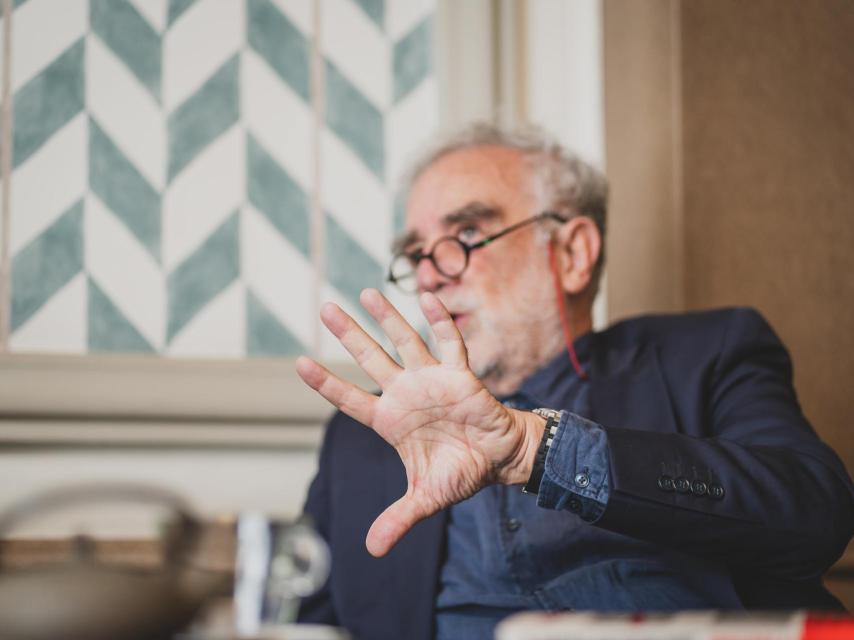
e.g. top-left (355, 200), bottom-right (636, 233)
top-left (295, 356), bottom-right (377, 426)
top-left (419, 292), bottom-right (468, 368)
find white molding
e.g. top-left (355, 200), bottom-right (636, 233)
top-left (495, 0), bottom-right (527, 127)
top-left (0, 353), bottom-right (372, 423)
top-left (435, 0), bottom-right (497, 129)
top-left (523, 0), bottom-right (608, 329)
top-left (0, 419), bottom-right (324, 448)
top-left (524, 0), bottom-right (605, 169)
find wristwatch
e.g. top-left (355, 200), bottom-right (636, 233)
top-left (522, 408), bottom-right (563, 495)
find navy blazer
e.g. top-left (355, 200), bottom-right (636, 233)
top-left (299, 308), bottom-right (854, 639)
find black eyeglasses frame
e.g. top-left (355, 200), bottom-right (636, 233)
top-left (387, 211), bottom-right (568, 291)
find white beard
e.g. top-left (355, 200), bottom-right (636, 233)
top-left (440, 268), bottom-right (565, 396)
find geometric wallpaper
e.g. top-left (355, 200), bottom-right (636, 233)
top-left (1, 0), bottom-right (437, 359)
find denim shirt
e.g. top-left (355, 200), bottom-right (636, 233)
top-left (435, 335), bottom-right (615, 639)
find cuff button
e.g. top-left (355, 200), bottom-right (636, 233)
top-left (657, 475), bottom-right (674, 492)
top-left (574, 473), bottom-right (590, 488)
top-left (709, 483), bottom-right (725, 500)
top-left (674, 477), bottom-right (691, 493)
top-left (691, 480), bottom-right (708, 496)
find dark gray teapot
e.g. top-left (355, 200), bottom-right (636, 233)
top-left (0, 484), bottom-right (231, 640)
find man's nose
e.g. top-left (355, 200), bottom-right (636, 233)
top-left (415, 257), bottom-right (447, 293)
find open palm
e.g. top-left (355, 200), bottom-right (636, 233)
top-left (296, 289), bottom-right (539, 557)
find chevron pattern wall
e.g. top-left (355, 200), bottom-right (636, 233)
top-left (1, 0), bottom-right (437, 359)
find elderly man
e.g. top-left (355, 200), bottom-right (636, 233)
top-left (295, 124), bottom-right (854, 639)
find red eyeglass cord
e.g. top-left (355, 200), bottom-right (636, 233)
top-left (548, 242), bottom-right (589, 381)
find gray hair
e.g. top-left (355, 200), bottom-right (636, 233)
top-left (401, 122), bottom-right (609, 288)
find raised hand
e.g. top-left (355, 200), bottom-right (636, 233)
top-left (295, 288), bottom-right (543, 557)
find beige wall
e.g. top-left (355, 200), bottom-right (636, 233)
top-left (605, 0), bottom-right (854, 470)
top-left (679, 0), bottom-right (854, 475)
top-left (605, 0), bottom-right (854, 603)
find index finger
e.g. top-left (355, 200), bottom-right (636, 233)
top-left (295, 356), bottom-right (377, 426)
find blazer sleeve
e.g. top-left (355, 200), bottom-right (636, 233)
top-left (596, 308), bottom-right (854, 581)
top-left (296, 413), bottom-right (340, 625)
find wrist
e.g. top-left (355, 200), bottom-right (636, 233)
top-left (503, 409), bottom-right (547, 485)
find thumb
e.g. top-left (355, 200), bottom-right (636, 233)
top-left (365, 493), bottom-right (431, 557)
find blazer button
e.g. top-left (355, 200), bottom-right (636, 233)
top-left (691, 480), bottom-right (708, 496)
top-left (657, 475), bottom-right (674, 492)
top-left (574, 473), bottom-right (590, 488)
top-left (674, 477), bottom-right (691, 493)
top-left (709, 483), bottom-right (725, 500)
top-left (568, 498), bottom-right (582, 513)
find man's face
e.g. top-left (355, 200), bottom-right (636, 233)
top-left (401, 145), bottom-right (564, 394)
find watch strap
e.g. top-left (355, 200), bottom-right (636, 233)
top-left (522, 408), bottom-right (563, 495)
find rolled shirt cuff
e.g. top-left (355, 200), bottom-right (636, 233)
top-left (536, 410), bottom-right (611, 522)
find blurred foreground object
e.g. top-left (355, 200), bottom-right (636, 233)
top-left (496, 610), bottom-right (854, 640)
top-left (0, 484), bottom-right (330, 640)
top-left (233, 512), bottom-right (330, 636)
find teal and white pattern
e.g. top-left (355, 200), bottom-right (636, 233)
top-left (3, 0), bottom-right (437, 359)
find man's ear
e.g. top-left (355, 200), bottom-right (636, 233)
top-left (553, 216), bottom-right (602, 296)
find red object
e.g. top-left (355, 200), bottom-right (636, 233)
top-left (547, 243), bottom-right (588, 380)
top-left (802, 614), bottom-right (854, 639)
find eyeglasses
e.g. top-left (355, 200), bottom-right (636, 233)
top-left (387, 211), bottom-right (567, 293)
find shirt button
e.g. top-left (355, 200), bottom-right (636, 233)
top-left (691, 480), bottom-right (708, 497)
top-left (657, 475), bottom-right (674, 492)
top-left (674, 477), bottom-right (691, 493)
top-left (709, 483), bottom-right (725, 500)
top-left (574, 473), bottom-right (590, 488)
top-left (506, 518), bottom-right (521, 532)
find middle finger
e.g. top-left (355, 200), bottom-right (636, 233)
top-left (360, 288), bottom-right (435, 369)
top-left (320, 302), bottom-right (400, 387)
